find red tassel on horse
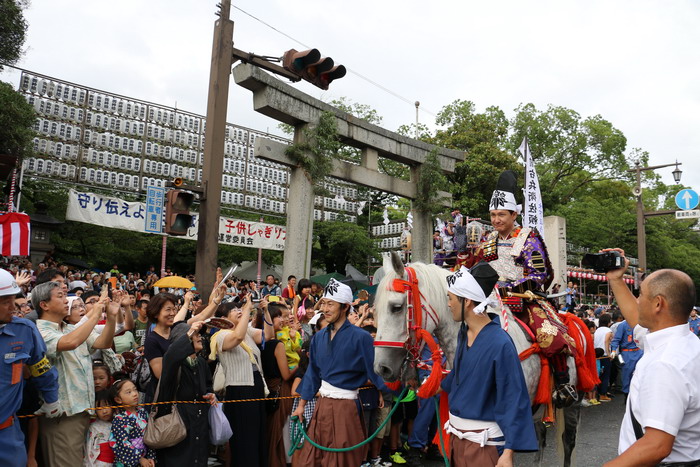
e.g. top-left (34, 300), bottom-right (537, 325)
top-left (534, 356), bottom-right (551, 405)
top-left (415, 329), bottom-right (445, 399)
top-left (558, 313), bottom-right (600, 391)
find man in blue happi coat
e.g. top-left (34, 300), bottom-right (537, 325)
top-left (442, 262), bottom-right (537, 467)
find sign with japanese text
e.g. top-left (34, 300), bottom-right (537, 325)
top-left (217, 218), bottom-right (285, 250)
top-left (144, 186), bottom-right (165, 233)
top-left (67, 189), bottom-right (146, 232)
top-left (66, 189), bottom-right (286, 251)
top-left (520, 138), bottom-right (545, 240)
top-left (181, 216), bottom-right (285, 250)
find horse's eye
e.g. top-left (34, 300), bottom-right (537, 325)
top-left (391, 305), bottom-right (403, 313)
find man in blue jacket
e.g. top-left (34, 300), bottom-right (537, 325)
top-left (0, 269), bottom-right (59, 467)
top-left (442, 262), bottom-right (537, 467)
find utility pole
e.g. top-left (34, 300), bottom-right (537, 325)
top-left (195, 0), bottom-right (234, 299)
top-left (629, 160), bottom-right (682, 277)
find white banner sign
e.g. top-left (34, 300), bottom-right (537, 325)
top-left (520, 138), bottom-right (545, 240)
top-left (66, 189), bottom-right (286, 251)
top-left (67, 189), bottom-right (146, 231)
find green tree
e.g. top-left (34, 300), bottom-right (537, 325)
top-left (551, 179), bottom-right (637, 257)
top-left (0, 0), bottom-right (28, 69)
top-left (312, 218), bottom-right (379, 274)
top-left (428, 99), bottom-right (520, 217)
top-left (0, 80), bottom-right (36, 157)
top-left (509, 103), bottom-right (629, 210)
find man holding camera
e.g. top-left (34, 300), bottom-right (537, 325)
top-left (602, 249), bottom-right (700, 467)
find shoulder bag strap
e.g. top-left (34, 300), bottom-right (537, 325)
top-left (629, 398), bottom-right (644, 440)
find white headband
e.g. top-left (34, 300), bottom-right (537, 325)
top-left (446, 267), bottom-right (496, 315)
top-left (489, 189), bottom-right (521, 213)
top-left (309, 311), bottom-right (323, 326)
top-left (322, 278), bottom-right (353, 305)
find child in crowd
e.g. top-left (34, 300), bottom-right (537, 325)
top-left (93, 361), bottom-right (112, 392)
top-left (85, 390), bottom-right (116, 467)
top-left (109, 379), bottom-right (155, 467)
top-left (275, 304), bottom-right (302, 370)
top-left (581, 319), bottom-right (601, 406)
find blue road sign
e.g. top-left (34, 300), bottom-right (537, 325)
top-left (144, 186), bottom-right (165, 233)
top-left (675, 189), bottom-right (699, 211)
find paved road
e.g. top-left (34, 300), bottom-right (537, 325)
top-left (425, 393), bottom-right (627, 466)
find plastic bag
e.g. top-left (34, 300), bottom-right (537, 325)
top-left (209, 403), bottom-right (233, 446)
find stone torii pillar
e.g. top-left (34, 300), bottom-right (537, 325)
top-left (233, 63), bottom-right (464, 279)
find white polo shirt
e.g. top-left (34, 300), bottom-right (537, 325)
top-left (618, 323), bottom-right (700, 462)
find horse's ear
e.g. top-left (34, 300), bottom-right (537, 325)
top-left (382, 253), bottom-right (392, 273)
top-left (390, 251), bottom-right (405, 277)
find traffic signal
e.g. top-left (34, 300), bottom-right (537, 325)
top-left (164, 189), bottom-right (194, 236)
top-left (282, 48), bottom-right (346, 90)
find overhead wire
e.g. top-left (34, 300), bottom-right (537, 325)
top-left (231, 5), bottom-right (438, 118)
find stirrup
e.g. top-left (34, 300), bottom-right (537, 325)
top-left (552, 383), bottom-right (578, 408)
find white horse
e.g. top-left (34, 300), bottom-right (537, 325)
top-left (373, 252), bottom-right (580, 466)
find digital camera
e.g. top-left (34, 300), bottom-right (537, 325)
top-left (581, 251), bottom-right (624, 273)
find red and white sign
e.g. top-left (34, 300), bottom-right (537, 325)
top-left (0, 212), bottom-right (31, 256)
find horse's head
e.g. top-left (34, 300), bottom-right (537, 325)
top-left (373, 252), bottom-right (410, 382)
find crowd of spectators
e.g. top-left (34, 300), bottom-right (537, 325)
top-left (2, 258), bottom-right (421, 467)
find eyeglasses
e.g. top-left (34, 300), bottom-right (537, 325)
top-left (85, 299), bottom-right (99, 305)
top-left (17, 303), bottom-right (31, 309)
top-left (71, 304), bottom-right (86, 311)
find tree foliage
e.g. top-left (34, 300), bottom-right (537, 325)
top-left (0, 0), bottom-right (28, 70)
top-left (285, 111), bottom-right (342, 196)
top-left (509, 103), bottom-right (629, 210)
top-left (0, 80), bottom-right (36, 157)
top-left (312, 218), bottom-right (378, 274)
top-left (413, 150), bottom-right (447, 213)
top-left (428, 100), bottom-right (520, 218)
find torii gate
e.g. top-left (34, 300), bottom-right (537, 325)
top-left (233, 63), bottom-right (465, 280)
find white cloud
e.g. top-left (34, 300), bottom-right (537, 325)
top-left (2, 0), bottom-right (698, 190)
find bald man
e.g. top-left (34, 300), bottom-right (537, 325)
top-left (602, 250), bottom-right (700, 467)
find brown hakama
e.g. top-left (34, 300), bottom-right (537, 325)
top-left (292, 396), bottom-right (367, 467)
top-left (450, 434), bottom-right (501, 467)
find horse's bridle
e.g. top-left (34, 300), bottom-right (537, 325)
top-left (374, 267), bottom-right (435, 349)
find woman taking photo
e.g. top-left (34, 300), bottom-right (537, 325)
top-left (144, 279), bottom-right (225, 398)
top-left (155, 321), bottom-right (217, 465)
top-left (214, 300), bottom-right (267, 467)
top-left (262, 303), bottom-right (298, 467)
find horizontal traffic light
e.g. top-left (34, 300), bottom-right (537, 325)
top-left (282, 48), bottom-right (345, 90)
top-left (165, 189), bottom-right (195, 236)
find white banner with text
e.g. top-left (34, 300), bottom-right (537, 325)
top-left (66, 189), bottom-right (285, 251)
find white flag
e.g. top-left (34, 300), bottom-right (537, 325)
top-left (519, 137), bottom-right (545, 240)
top-left (383, 207), bottom-right (390, 225)
top-left (357, 200), bottom-right (366, 215)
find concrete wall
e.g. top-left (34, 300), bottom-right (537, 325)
top-left (544, 215), bottom-right (567, 292)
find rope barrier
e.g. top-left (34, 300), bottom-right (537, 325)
top-left (287, 387), bottom-right (408, 456)
top-left (18, 386), bottom-right (375, 419)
